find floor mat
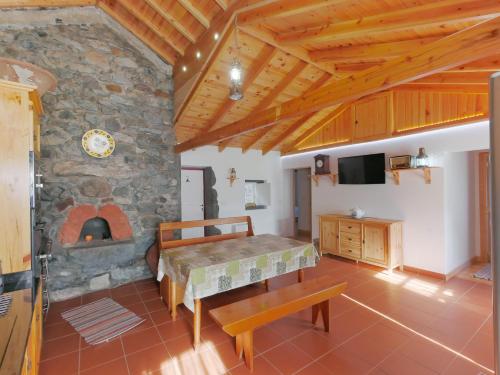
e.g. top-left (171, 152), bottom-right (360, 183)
top-left (473, 264), bottom-right (492, 281)
top-left (61, 297), bottom-right (144, 345)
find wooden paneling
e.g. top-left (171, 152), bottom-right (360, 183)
top-left (393, 90), bottom-right (488, 133)
top-left (363, 224), bottom-right (388, 265)
top-left (320, 216), bottom-right (339, 255)
top-left (0, 81), bottom-right (35, 273)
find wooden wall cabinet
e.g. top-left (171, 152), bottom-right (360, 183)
top-left (319, 214), bottom-right (403, 270)
top-left (0, 80), bottom-right (42, 274)
top-left (352, 92), bottom-right (393, 142)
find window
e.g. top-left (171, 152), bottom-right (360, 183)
top-left (244, 180), bottom-right (271, 210)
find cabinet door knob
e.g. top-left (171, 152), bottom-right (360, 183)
top-left (348, 238), bottom-right (352, 241)
top-left (348, 226), bottom-right (352, 229)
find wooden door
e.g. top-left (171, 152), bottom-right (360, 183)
top-left (479, 152), bottom-right (491, 262)
top-left (320, 218), bottom-right (338, 255)
top-left (363, 224), bottom-right (387, 265)
top-left (352, 92), bottom-right (393, 142)
top-left (181, 168), bottom-right (205, 239)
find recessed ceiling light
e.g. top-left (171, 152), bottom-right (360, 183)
top-left (182, 65), bottom-right (187, 72)
top-left (214, 32), bottom-right (220, 41)
top-left (196, 51), bottom-right (201, 59)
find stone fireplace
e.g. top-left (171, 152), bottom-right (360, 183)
top-left (0, 9), bottom-right (181, 301)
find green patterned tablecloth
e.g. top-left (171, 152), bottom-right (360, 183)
top-left (157, 234), bottom-right (319, 311)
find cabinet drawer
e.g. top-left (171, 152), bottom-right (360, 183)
top-left (340, 243), bottom-right (361, 258)
top-left (339, 231), bottom-right (361, 245)
top-left (339, 222), bottom-right (361, 234)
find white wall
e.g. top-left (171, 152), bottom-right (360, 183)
top-left (444, 152), bottom-right (477, 274)
top-left (281, 121), bottom-right (489, 274)
top-left (181, 146), bottom-right (293, 236)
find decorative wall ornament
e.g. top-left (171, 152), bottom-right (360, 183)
top-left (227, 168), bottom-right (237, 186)
top-left (82, 129), bottom-right (115, 158)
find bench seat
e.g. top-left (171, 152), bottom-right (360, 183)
top-left (209, 276), bottom-right (347, 371)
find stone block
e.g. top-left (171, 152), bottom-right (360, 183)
top-left (89, 273), bottom-right (110, 290)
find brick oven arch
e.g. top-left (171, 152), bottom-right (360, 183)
top-left (59, 204), bottom-right (133, 245)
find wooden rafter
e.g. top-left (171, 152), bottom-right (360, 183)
top-left (199, 44), bottom-right (276, 134)
top-left (411, 71), bottom-right (492, 85)
top-left (239, 24), bottom-right (339, 77)
top-left (214, 0), bottom-right (227, 11)
top-left (173, 0), bottom-right (265, 122)
top-left (277, 0), bottom-right (500, 45)
top-left (117, 0), bottom-right (188, 55)
top-left (178, 0), bottom-right (210, 28)
top-left (144, 0), bottom-right (197, 43)
top-left (396, 84), bottom-right (488, 93)
top-left (239, 71), bottom-right (330, 154)
top-left (284, 104), bottom-right (350, 153)
top-left (309, 37), bottom-right (441, 63)
top-left (238, 0), bottom-right (346, 25)
top-left (0, 0), bottom-right (95, 5)
top-left (237, 60), bottom-right (308, 152)
top-left (99, 0), bottom-right (178, 65)
top-left (175, 16), bottom-right (500, 153)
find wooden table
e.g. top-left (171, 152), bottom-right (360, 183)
top-left (157, 234), bottom-right (318, 348)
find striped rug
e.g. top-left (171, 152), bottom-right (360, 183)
top-left (61, 297), bottom-right (144, 345)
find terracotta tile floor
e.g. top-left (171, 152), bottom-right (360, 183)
top-left (40, 257), bottom-right (494, 375)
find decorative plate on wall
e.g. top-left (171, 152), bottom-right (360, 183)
top-left (82, 129), bottom-right (115, 158)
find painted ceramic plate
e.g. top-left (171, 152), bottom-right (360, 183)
top-left (82, 129), bottom-right (115, 158)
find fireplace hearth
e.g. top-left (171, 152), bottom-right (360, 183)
top-left (80, 217), bottom-right (111, 242)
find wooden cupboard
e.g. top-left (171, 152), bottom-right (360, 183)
top-left (21, 285), bottom-right (43, 375)
top-left (352, 92), bottom-right (393, 142)
top-left (319, 214), bottom-right (403, 270)
top-left (0, 80), bottom-right (42, 274)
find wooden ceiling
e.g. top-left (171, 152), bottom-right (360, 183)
top-left (2, 0), bottom-right (500, 155)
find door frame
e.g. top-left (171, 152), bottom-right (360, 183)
top-left (181, 166), bottom-right (206, 222)
top-left (479, 152), bottom-right (492, 263)
top-left (292, 168), bottom-right (312, 239)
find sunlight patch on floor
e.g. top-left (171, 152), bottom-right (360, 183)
top-left (342, 294), bottom-right (494, 374)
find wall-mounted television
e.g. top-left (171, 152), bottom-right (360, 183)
top-left (338, 153), bottom-right (386, 184)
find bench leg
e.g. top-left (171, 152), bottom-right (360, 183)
top-left (242, 331), bottom-right (254, 372)
top-left (320, 300), bottom-right (330, 332)
top-left (312, 304), bottom-right (320, 324)
top-left (170, 280), bottom-right (177, 321)
top-left (235, 334), bottom-right (243, 359)
top-left (264, 279), bottom-right (269, 292)
top-left (160, 276), bottom-right (169, 309)
top-left (193, 298), bottom-right (201, 349)
top-left (298, 269), bottom-right (304, 283)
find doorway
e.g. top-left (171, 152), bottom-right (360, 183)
top-left (293, 168), bottom-right (312, 241)
top-left (181, 168), bottom-right (205, 239)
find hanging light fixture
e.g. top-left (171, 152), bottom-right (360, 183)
top-left (229, 17), bottom-right (243, 101)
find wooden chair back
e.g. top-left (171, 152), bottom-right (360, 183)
top-left (159, 216), bottom-right (254, 250)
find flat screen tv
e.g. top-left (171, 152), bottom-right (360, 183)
top-left (338, 153), bottom-right (386, 184)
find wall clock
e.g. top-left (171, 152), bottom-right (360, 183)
top-left (82, 129), bottom-right (115, 158)
top-left (314, 154), bottom-right (330, 175)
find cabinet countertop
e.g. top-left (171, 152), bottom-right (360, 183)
top-left (0, 287), bottom-right (36, 375)
top-left (318, 214), bottom-right (403, 224)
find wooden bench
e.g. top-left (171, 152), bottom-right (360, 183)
top-left (158, 216), bottom-right (255, 346)
top-left (209, 276), bottom-right (348, 372)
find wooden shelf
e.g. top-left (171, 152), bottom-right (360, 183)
top-left (311, 173), bottom-right (337, 186)
top-left (387, 167), bottom-right (436, 185)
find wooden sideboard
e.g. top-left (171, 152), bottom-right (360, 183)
top-left (319, 214), bottom-right (403, 270)
top-left (0, 79), bottom-right (42, 274)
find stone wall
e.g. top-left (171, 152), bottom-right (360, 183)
top-left (0, 13), bottom-right (180, 300)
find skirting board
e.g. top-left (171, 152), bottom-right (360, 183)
top-left (404, 258), bottom-right (474, 281)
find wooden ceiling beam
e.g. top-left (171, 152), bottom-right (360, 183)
top-left (411, 71), bottom-right (492, 85)
top-left (238, 0), bottom-right (347, 25)
top-left (239, 24), bottom-right (339, 76)
top-left (175, 16), bottom-right (500, 153)
top-left (144, 0), bottom-right (197, 43)
top-left (448, 55), bottom-right (500, 72)
top-left (177, 0), bottom-right (210, 28)
top-left (235, 60), bottom-right (308, 152)
top-left (116, 0), bottom-right (187, 55)
top-left (243, 71), bottom-right (331, 154)
top-left (173, 0), bottom-right (265, 123)
top-left (214, 0), bottom-right (228, 11)
top-left (200, 44), bottom-right (276, 134)
top-left (283, 104), bottom-right (349, 153)
top-left (277, 0), bottom-right (500, 45)
top-left (309, 37), bottom-right (440, 63)
top-left (396, 84), bottom-right (488, 93)
top-left (0, 0), bottom-right (95, 5)
top-left (99, 0), bottom-right (178, 65)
